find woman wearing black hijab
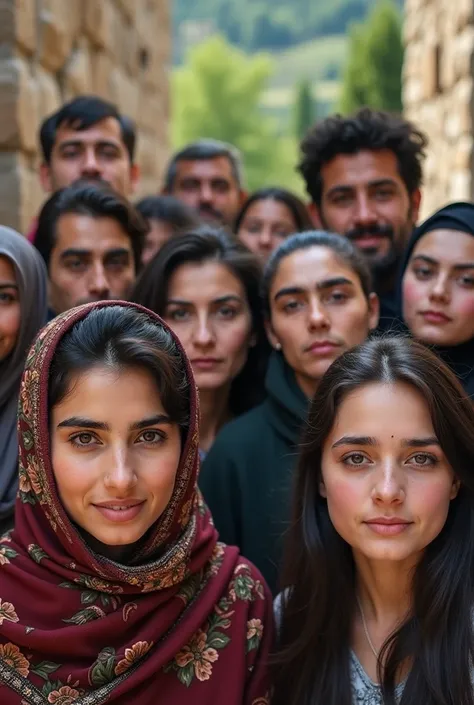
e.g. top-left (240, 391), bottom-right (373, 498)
top-left (400, 202), bottom-right (474, 396)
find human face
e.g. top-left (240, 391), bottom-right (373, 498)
top-left (51, 366), bottom-right (182, 554)
top-left (40, 118), bottom-right (139, 196)
top-left (141, 220), bottom-right (173, 267)
top-left (48, 213), bottom-right (136, 315)
top-left (318, 150), bottom-right (420, 273)
top-left (237, 198), bottom-right (300, 262)
top-left (0, 256), bottom-right (20, 362)
top-left (321, 382), bottom-right (459, 566)
top-left (170, 157), bottom-right (244, 226)
top-left (267, 247), bottom-right (379, 399)
top-left (402, 229), bottom-right (474, 346)
top-left (163, 261), bottom-right (254, 393)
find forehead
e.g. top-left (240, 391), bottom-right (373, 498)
top-left (53, 117), bottom-right (126, 150)
top-left (54, 213), bottom-right (133, 254)
top-left (0, 255), bottom-right (16, 281)
top-left (321, 149), bottom-right (404, 192)
top-left (412, 228), bottom-right (474, 264)
top-left (328, 382), bottom-right (434, 439)
top-left (271, 246), bottom-right (359, 293)
top-left (245, 198), bottom-right (295, 222)
top-left (167, 260), bottom-right (245, 300)
top-left (175, 156), bottom-right (235, 182)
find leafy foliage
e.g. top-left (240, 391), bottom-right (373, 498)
top-left (172, 36), bottom-right (304, 193)
top-left (174, 0), bottom-right (403, 53)
top-left (292, 79), bottom-right (316, 139)
top-left (339, 0), bottom-right (404, 113)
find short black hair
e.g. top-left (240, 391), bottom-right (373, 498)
top-left (135, 195), bottom-right (201, 233)
top-left (262, 230), bottom-right (373, 317)
top-left (165, 139), bottom-right (244, 190)
top-left (34, 180), bottom-right (147, 272)
top-left (40, 96), bottom-right (136, 164)
top-left (299, 107), bottom-right (428, 207)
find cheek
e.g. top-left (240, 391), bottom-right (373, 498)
top-left (411, 476), bottom-right (455, 527)
top-left (163, 319), bottom-right (192, 353)
top-left (219, 319), bottom-right (253, 369)
top-left (402, 276), bottom-right (423, 319)
top-left (450, 292), bottom-right (474, 330)
top-left (0, 305), bottom-right (21, 341)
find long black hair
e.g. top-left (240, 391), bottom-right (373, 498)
top-left (131, 226), bottom-right (269, 415)
top-left (273, 336), bottom-right (474, 705)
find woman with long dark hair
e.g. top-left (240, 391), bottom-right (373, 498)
top-left (200, 231), bottom-right (379, 594)
top-left (132, 227), bottom-right (268, 456)
top-left (0, 301), bottom-right (272, 704)
top-left (235, 187), bottom-right (312, 263)
top-left (400, 201), bottom-right (474, 396)
top-left (0, 227), bottom-right (47, 534)
top-left (274, 336), bottom-right (474, 705)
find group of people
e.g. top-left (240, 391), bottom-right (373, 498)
top-left (1, 95), bottom-right (474, 704)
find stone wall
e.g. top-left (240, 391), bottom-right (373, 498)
top-left (403, 0), bottom-right (474, 219)
top-left (0, 0), bottom-right (170, 233)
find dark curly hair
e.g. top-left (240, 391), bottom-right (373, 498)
top-left (299, 108), bottom-right (428, 207)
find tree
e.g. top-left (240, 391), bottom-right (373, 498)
top-left (172, 35), bottom-right (304, 192)
top-left (339, 0), bottom-right (404, 114)
top-left (293, 79), bottom-right (316, 140)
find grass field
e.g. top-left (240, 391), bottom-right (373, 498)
top-left (262, 35), bottom-right (348, 128)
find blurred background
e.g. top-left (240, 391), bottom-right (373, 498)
top-left (171, 0), bottom-right (404, 195)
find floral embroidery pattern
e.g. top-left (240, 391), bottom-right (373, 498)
top-left (47, 685), bottom-right (80, 704)
top-left (0, 545), bottom-right (18, 565)
top-left (0, 599), bottom-right (19, 625)
top-left (0, 643), bottom-right (29, 676)
top-left (246, 619), bottom-right (263, 653)
top-left (115, 641), bottom-right (154, 676)
top-left (59, 573), bottom-right (123, 624)
top-left (174, 630), bottom-right (219, 683)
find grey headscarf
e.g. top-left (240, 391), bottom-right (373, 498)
top-left (0, 227), bottom-right (47, 529)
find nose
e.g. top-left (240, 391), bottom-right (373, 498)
top-left (193, 314), bottom-right (215, 347)
top-left (429, 273), bottom-right (450, 303)
top-left (88, 263), bottom-right (110, 298)
top-left (307, 298), bottom-right (330, 331)
top-left (258, 227), bottom-right (273, 250)
top-left (104, 446), bottom-right (137, 493)
top-left (371, 461), bottom-right (405, 506)
top-left (353, 194), bottom-right (378, 228)
top-left (81, 148), bottom-right (101, 177)
top-left (199, 183), bottom-right (214, 204)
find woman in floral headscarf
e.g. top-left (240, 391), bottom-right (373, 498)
top-left (0, 301), bottom-right (272, 705)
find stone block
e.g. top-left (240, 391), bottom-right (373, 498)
top-left (453, 134), bottom-right (474, 170)
top-left (63, 39), bottom-right (92, 99)
top-left (453, 26), bottom-right (474, 83)
top-left (0, 0), bottom-right (36, 55)
top-left (454, 0), bottom-right (474, 32)
top-left (84, 0), bottom-right (114, 51)
top-left (0, 153), bottom-right (21, 232)
top-left (108, 66), bottom-right (139, 120)
top-left (39, 6), bottom-right (72, 72)
top-left (0, 57), bottom-right (38, 153)
top-left (36, 67), bottom-right (61, 122)
top-left (90, 49), bottom-right (114, 98)
top-left (115, 0), bottom-right (136, 24)
top-left (449, 169), bottom-right (472, 201)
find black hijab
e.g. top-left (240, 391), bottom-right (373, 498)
top-left (398, 202), bottom-right (474, 396)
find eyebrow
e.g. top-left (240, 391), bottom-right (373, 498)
top-left (58, 139), bottom-right (120, 151)
top-left (332, 435), bottom-right (440, 449)
top-left (326, 178), bottom-right (397, 198)
top-left (166, 295), bottom-right (243, 306)
top-left (274, 277), bottom-right (354, 302)
top-left (57, 414), bottom-right (172, 431)
top-left (0, 283), bottom-right (18, 290)
top-left (60, 248), bottom-right (130, 260)
top-left (411, 254), bottom-right (474, 271)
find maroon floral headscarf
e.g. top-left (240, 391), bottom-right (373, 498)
top-left (0, 301), bottom-right (272, 705)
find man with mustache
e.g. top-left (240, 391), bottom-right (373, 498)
top-left (299, 108), bottom-right (428, 328)
top-left (163, 139), bottom-right (247, 228)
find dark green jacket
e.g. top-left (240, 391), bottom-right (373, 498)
top-left (199, 352), bottom-right (308, 594)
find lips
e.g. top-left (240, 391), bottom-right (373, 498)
top-left (92, 500), bottom-right (145, 523)
top-left (306, 341), bottom-right (340, 356)
top-left (364, 517), bottom-right (412, 536)
top-left (419, 310), bottom-right (451, 324)
top-left (191, 358), bottom-right (223, 370)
